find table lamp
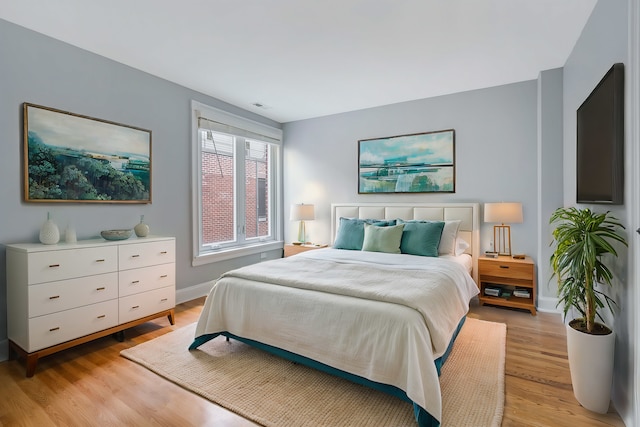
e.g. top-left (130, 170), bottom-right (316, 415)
top-left (290, 203), bottom-right (315, 244)
top-left (484, 202), bottom-right (523, 256)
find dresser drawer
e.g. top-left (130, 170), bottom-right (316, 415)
top-left (118, 240), bottom-right (175, 270)
top-left (27, 246), bottom-right (118, 285)
top-left (119, 263), bottom-right (175, 297)
top-left (479, 259), bottom-right (534, 281)
top-left (27, 300), bottom-right (118, 352)
top-left (28, 272), bottom-right (118, 318)
top-left (119, 286), bottom-right (175, 324)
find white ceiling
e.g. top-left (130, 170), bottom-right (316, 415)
top-left (1, 0), bottom-right (596, 123)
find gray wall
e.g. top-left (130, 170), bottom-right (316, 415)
top-left (562, 0), bottom-right (634, 424)
top-left (283, 80), bottom-right (540, 277)
top-left (0, 18), bottom-right (283, 358)
top-left (537, 67), bottom-right (565, 311)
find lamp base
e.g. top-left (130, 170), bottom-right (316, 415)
top-left (493, 224), bottom-right (512, 256)
top-left (297, 220), bottom-right (306, 244)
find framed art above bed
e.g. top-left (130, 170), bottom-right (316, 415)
top-left (358, 129), bottom-right (455, 194)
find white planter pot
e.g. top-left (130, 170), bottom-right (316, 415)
top-left (566, 322), bottom-right (615, 414)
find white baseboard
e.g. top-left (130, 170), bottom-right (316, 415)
top-left (176, 280), bottom-right (215, 305)
top-left (537, 296), bottom-right (562, 314)
top-left (0, 339), bottom-right (8, 363)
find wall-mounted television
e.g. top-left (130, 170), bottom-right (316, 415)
top-left (576, 63), bottom-right (624, 205)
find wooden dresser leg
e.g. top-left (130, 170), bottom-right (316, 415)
top-left (167, 309), bottom-right (176, 325)
top-left (25, 354), bottom-right (39, 378)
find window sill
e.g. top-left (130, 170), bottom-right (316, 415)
top-left (192, 241), bottom-right (284, 266)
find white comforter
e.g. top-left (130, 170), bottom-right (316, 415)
top-left (194, 248), bottom-right (479, 422)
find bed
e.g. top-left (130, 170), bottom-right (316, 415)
top-left (190, 202), bottom-right (481, 427)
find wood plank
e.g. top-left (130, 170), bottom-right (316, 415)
top-left (0, 297), bottom-right (625, 426)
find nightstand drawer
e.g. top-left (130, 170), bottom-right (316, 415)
top-left (479, 260), bottom-right (533, 280)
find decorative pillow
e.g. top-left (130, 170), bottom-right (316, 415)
top-left (361, 223), bottom-right (405, 254)
top-left (333, 217), bottom-right (396, 250)
top-left (455, 237), bottom-right (470, 256)
top-left (397, 220), bottom-right (445, 257)
top-left (439, 220), bottom-right (462, 255)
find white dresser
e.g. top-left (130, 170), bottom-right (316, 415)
top-left (6, 236), bottom-right (176, 376)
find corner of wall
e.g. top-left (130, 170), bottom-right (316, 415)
top-left (0, 339), bottom-right (7, 363)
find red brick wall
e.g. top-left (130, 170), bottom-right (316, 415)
top-left (201, 150), bottom-right (269, 245)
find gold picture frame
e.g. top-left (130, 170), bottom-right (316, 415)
top-left (23, 103), bottom-right (152, 203)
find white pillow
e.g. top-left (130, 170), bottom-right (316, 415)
top-left (455, 237), bottom-right (470, 256)
top-left (438, 220), bottom-right (461, 255)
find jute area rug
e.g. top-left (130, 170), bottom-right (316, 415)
top-left (121, 318), bottom-right (505, 427)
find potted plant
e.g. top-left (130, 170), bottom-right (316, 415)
top-left (549, 207), bottom-right (627, 413)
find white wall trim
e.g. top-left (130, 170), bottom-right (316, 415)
top-left (536, 296), bottom-right (561, 314)
top-left (176, 281), bottom-right (215, 305)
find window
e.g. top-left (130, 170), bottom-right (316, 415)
top-left (192, 101), bottom-right (282, 265)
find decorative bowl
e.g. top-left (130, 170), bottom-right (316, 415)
top-left (101, 229), bottom-right (133, 241)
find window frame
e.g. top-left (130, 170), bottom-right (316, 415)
top-left (191, 100), bottom-right (283, 266)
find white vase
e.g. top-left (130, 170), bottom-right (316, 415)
top-left (566, 322), bottom-right (615, 413)
top-left (134, 215), bottom-right (149, 237)
top-left (39, 212), bottom-right (60, 245)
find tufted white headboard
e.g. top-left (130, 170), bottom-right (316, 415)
top-left (331, 202), bottom-right (480, 283)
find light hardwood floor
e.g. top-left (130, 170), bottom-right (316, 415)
top-left (0, 297), bottom-right (626, 426)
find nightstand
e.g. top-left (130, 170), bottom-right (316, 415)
top-left (283, 244), bottom-right (328, 257)
top-left (478, 255), bottom-right (536, 315)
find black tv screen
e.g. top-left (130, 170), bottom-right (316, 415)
top-left (576, 63), bottom-right (624, 204)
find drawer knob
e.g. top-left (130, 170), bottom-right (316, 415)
top-left (49, 327), bottom-right (60, 332)
top-left (96, 259), bottom-right (105, 263)
top-left (48, 264), bottom-right (60, 268)
top-left (131, 305), bottom-right (140, 309)
top-left (160, 251), bottom-right (168, 254)
top-left (499, 265), bottom-right (509, 269)
top-left (131, 254), bottom-right (140, 258)
top-left (97, 314), bottom-right (106, 319)
top-left (160, 275), bottom-right (168, 278)
top-left (131, 280), bottom-right (140, 284)
top-left (96, 287), bottom-right (106, 291)
top-left (161, 298), bottom-right (168, 302)
top-left (49, 295), bottom-right (60, 300)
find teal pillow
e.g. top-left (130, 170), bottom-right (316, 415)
top-left (362, 223), bottom-right (405, 254)
top-left (333, 218), bottom-right (396, 250)
top-left (397, 220), bottom-right (445, 257)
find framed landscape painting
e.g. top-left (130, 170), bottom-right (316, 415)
top-left (23, 103), bottom-right (152, 203)
top-left (358, 129), bottom-right (455, 194)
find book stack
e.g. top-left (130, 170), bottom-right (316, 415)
top-left (513, 289), bottom-right (531, 298)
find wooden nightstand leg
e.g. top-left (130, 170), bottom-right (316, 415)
top-left (167, 309), bottom-right (176, 325)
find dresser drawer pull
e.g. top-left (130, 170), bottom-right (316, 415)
top-left (161, 298), bottom-right (168, 302)
top-left (49, 327), bottom-right (60, 332)
top-left (97, 314), bottom-right (106, 319)
top-left (160, 274), bottom-right (168, 278)
top-left (96, 259), bottom-right (105, 263)
top-left (131, 305), bottom-right (140, 309)
top-left (131, 254), bottom-right (140, 258)
top-left (131, 280), bottom-right (140, 284)
top-left (96, 287), bottom-right (106, 291)
top-left (49, 295), bottom-right (60, 300)
top-left (499, 265), bottom-right (510, 269)
top-left (160, 251), bottom-right (168, 254)
top-left (48, 264), bottom-right (61, 268)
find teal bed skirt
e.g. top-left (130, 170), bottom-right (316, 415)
top-left (189, 316), bottom-right (467, 427)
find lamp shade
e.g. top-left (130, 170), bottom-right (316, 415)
top-left (484, 202), bottom-right (523, 224)
top-left (290, 204), bottom-right (315, 221)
